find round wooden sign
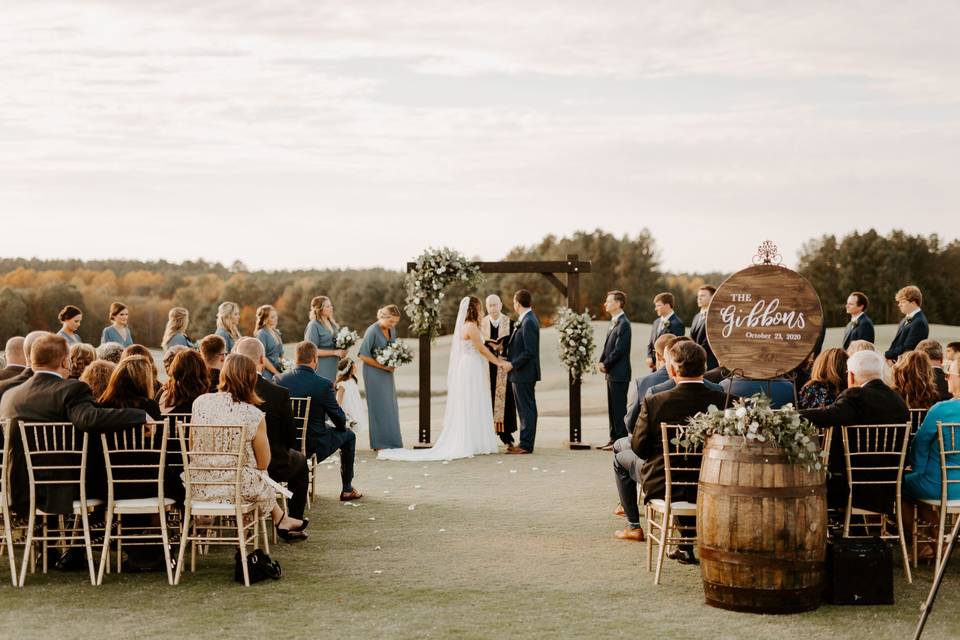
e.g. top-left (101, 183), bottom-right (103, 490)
top-left (706, 264), bottom-right (823, 380)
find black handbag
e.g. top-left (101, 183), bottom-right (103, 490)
top-left (234, 549), bottom-right (282, 583)
top-left (823, 536), bottom-right (894, 605)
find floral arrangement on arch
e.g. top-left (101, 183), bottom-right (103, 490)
top-left (679, 394), bottom-right (824, 471)
top-left (556, 307), bottom-right (596, 382)
top-left (404, 247), bottom-right (483, 341)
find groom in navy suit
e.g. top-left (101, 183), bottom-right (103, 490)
top-left (841, 291), bottom-right (875, 351)
top-left (645, 292), bottom-right (684, 372)
top-left (502, 290), bottom-right (540, 454)
top-left (597, 290), bottom-right (632, 448)
top-left (884, 285), bottom-right (929, 363)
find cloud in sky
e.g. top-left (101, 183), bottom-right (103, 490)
top-left (1, 1), bottom-right (958, 273)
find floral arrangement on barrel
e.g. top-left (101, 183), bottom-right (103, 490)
top-left (677, 394), bottom-right (824, 471)
top-left (375, 340), bottom-right (415, 369)
top-left (335, 326), bottom-right (360, 351)
top-left (405, 247), bottom-right (483, 341)
top-left (556, 307), bottom-right (596, 382)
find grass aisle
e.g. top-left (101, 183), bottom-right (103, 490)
top-left (2, 447), bottom-right (959, 639)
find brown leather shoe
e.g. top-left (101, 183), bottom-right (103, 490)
top-left (506, 447), bottom-right (531, 454)
top-left (614, 528), bottom-right (645, 542)
top-left (340, 489), bottom-right (363, 501)
top-left (613, 504), bottom-right (626, 517)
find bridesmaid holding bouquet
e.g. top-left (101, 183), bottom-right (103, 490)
top-left (358, 305), bottom-right (404, 450)
top-left (304, 295), bottom-right (347, 382)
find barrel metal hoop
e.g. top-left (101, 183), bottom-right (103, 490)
top-left (699, 483), bottom-right (826, 498)
top-left (699, 545), bottom-right (825, 571)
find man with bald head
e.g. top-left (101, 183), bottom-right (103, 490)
top-left (234, 337), bottom-right (310, 523)
top-left (0, 336), bottom-right (27, 380)
top-left (0, 331), bottom-right (48, 402)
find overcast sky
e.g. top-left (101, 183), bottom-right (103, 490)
top-left (2, 1), bottom-right (958, 273)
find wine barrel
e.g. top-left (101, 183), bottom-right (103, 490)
top-left (698, 435), bottom-right (827, 614)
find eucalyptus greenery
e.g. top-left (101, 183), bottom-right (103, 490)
top-left (404, 247), bottom-right (483, 341)
top-left (678, 394), bottom-right (824, 471)
top-left (556, 306), bottom-right (596, 382)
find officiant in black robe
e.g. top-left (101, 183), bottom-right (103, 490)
top-left (481, 298), bottom-right (518, 447)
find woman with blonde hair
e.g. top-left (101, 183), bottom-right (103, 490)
top-left (68, 342), bottom-right (97, 380)
top-left (79, 359), bottom-right (115, 400)
top-left (100, 302), bottom-right (134, 348)
top-left (57, 305), bottom-right (84, 346)
top-left (358, 305), bottom-right (404, 450)
top-left (215, 301), bottom-right (241, 354)
top-left (254, 304), bottom-right (284, 381)
top-left (892, 350), bottom-right (942, 410)
top-left (304, 295), bottom-right (346, 381)
top-left (162, 307), bottom-right (195, 350)
top-left (798, 348), bottom-right (848, 409)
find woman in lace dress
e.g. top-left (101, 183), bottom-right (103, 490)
top-left (191, 353), bottom-right (308, 541)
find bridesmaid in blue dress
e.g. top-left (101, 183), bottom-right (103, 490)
top-left (304, 295), bottom-right (347, 382)
top-left (57, 305), bottom-right (83, 347)
top-left (215, 301), bottom-right (242, 354)
top-left (358, 305), bottom-right (404, 450)
top-left (254, 305), bottom-right (284, 381)
top-left (161, 306), bottom-right (196, 350)
top-left (100, 302), bottom-right (134, 347)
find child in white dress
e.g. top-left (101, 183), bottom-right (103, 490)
top-left (336, 358), bottom-right (369, 438)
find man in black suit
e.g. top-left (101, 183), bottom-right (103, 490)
top-left (615, 342), bottom-right (724, 564)
top-left (841, 291), bottom-right (875, 351)
top-left (502, 290), bottom-right (541, 454)
top-left (801, 349), bottom-right (910, 513)
top-left (0, 331), bottom-right (48, 403)
top-left (0, 333), bottom-right (148, 515)
top-left (235, 338), bottom-right (310, 521)
top-left (916, 339), bottom-right (953, 401)
top-left (597, 290), bottom-right (632, 449)
top-left (199, 334), bottom-right (227, 391)
top-left (0, 336), bottom-right (26, 381)
top-left (885, 285), bottom-right (929, 363)
top-left (689, 285), bottom-right (718, 371)
top-left (645, 292), bottom-right (684, 372)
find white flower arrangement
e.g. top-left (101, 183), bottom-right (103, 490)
top-left (335, 326), bottom-right (360, 350)
top-left (405, 247), bottom-right (483, 340)
top-left (280, 358), bottom-right (294, 373)
top-left (680, 394), bottom-right (823, 471)
top-left (375, 340), bottom-right (415, 368)
top-left (556, 307), bottom-right (596, 382)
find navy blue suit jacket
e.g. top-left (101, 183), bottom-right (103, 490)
top-left (600, 314), bottom-right (632, 383)
top-left (508, 310), bottom-right (541, 384)
top-left (688, 310), bottom-right (718, 370)
top-left (720, 377), bottom-right (795, 409)
top-left (647, 377), bottom-right (724, 397)
top-left (841, 313), bottom-right (875, 350)
top-left (275, 365), bottom-right (347, 455)
top-left (647, 314), bottom-right (685, 361)
top-left (624, 368), bottom-right (670, 433)
top-left (885, 310), bottom-right (929, 361)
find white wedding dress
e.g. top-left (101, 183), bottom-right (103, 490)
top-left (378, 298), bottom-right (500, 461)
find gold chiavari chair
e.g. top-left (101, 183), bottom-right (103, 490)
top-left (98, 421), bottom-right (175, 585)
top-left (174, 424), bottom-right (260, 586)
top-left (19, 422), bottom-right (102, 586)
top-left (646, 424), bottom-right (702, 585)
top-left (916, 422), bottom-right (960, 570)
top-left (910, 408), bottom-right (929, 435)
top-left (1, 420), bottom-right (18, 586)
top-left (841, 423), bottom-right (912, 584)
top-left (289, 397), bottom-right (315, 507)
top-left (815, 427), bottom-right (834, 468)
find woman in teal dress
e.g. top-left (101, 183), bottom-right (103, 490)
top-left (57, 305), bottom-right (83, 346)
top-left (161, 306), bottom-right (196, 350)
top-left (215, 301), bottom-right (242, 354)
top-left (254, 305), bottom-right (284, 381)
top-left (358, 305), bottom-right (403, 450)
top-left (304, 295), bottom-right (347, 381)
top-left (100, 302), bottom-right (134, 347)
top-left (905, 398), bottom-right (960, 501)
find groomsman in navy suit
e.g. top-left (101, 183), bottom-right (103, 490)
top-left (597, 291), bottom-right (632, 449)
top-left (503, 290), bottom-right (541, 454)
top-left (885, 285), bottom-right (929, 363)
top-left (841, 291), bottom-right (875, 351)
top-left (645, 292), bottom-right (684, 372)
top-left (688, 285), bottom-right (718, 371)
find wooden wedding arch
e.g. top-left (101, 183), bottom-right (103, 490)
top-left (406, 254), bottom-right (593, 449)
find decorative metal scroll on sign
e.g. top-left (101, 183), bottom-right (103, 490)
top-left (752, 240), bottom-right (783, 266)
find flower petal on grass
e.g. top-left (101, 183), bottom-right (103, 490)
top-left (408, 504), bottom-right (417, 511)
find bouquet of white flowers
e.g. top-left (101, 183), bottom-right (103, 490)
top-left (375, 341), bottom-right (415, 368)
top-left (279, 358), bottom-right (294, 373)
top-left (335, 326), bottom-right (360, 350)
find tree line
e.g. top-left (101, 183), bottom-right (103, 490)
top-left (1, 228), bottom-right (956, 347)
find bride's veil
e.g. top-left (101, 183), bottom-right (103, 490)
top-left (444, 297), bottom-right (471, 426)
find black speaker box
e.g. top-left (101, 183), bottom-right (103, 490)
top-left (823, 537), bottom-right (895, 605)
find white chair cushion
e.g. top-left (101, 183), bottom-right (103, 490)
top-left (38, 498), bottom-right (103, 515)
top-left (919, 498), bottom-right (960, 511)
top-left (113, 497), bottom-right (175, 513)
top-left (648, 499), bottom-right (697, 514)
top-left (189, 501), bottom-right (256, 514)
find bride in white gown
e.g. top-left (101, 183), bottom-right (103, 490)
top-left (378, 296), bottom-right (508, 461)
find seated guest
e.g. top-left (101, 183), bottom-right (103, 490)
top-left (644, 337), bottom-right (723, 397)
top-left (842, 291), bottom-right (875, 350)
top-left (79, 359), bottom-right (115, 400)
top-left (623, 341), bottom-right (725, 562)
top-left (916, 339), bottom-right (952, 401)
top-left (235, 337), bottom-right (310, 524)
top-left (801, 350), bottom-right (910, 512)
top-left (100, 301), bottom-right (134, 348)
top-left (68, 343), bottom-right (97, 380)
top-left (0, 336), bottom-right (27, 380)
top-left (162, 344), bottom-right (189, 377)
top-left (0, 331), bottom-right (47, 402)
top-left (98, 355), bottom-right (162, 420)
top-left (946, 342), bottom-right (960, 368)
top-left (96, 341), bottom-right (124, 364)
top-left (275, 341), bottom-right (361, 501)
top-left (199, 334), bottom-right (227, 391)
top-left (122, 344), bottom-right (162, 396)
top-left (192, 353), bottom-right (306, 540)
top-left (885, 285), bottom-right (929, 363)
top-left (57, 305), bottom-right (84, 346)
top-left (161, 307), bottom-right (196, 350)
top-left (892, 350), bottom-right (941, 411)
top-left (720, 375), bottom-right (794, 409)
top-left (158, 349), bottom-right (209, 414)
top-left (0, 334), bottom-right (148, 515)
top-left (798, 348), bottom-right (848, 409)
top-left (623, 333), bottom-right (676, 435)
top-left (846, 339), bottom-right (876, 356)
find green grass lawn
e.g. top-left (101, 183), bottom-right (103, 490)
top-left (2, 446), bottom-right (958, 640)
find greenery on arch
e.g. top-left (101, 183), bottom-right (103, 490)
top-left (404, 248), bottom-right (483, 341)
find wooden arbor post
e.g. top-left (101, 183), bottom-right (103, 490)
top-left (406, 253), bottom-right (592, 449)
